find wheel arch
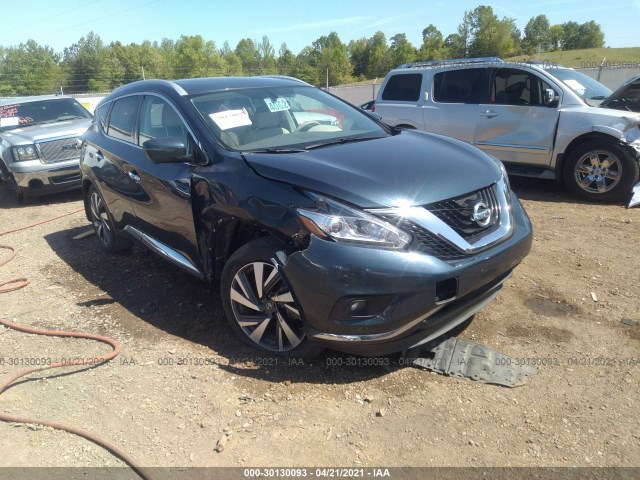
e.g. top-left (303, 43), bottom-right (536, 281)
top-left (206, 218), bottom-right (286, 281)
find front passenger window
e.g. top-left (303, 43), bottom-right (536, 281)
top-left (138, 96), bottom-right (189, 148)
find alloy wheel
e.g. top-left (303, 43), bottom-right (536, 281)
top-left (574, 150), bottom-right (622, 194)
top-left (89, 190), bottom-right (112, 247)
top-left (229, 261), bottom-right (305, 352)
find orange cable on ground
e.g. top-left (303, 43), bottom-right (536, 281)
top-left (0, 207), bottom-right (156, 480)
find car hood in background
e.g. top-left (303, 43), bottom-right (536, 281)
top-left (243, 130), bottom-right (502, 208)
top-left (601, 76), bottom-right (640, 112)
top-left (0, 119), bottom-right (92, 144)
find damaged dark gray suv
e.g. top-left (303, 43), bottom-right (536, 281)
top-left (80, 76), bottom-right (532, 357)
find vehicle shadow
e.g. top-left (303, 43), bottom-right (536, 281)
top-left (506, 176), bottom-right (631, 207)
top-left (44, 225), bottom-right (446, 385)
top-left (0, 181), bottom-right (83, 210)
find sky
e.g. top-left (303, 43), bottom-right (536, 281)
top-left (0, 0), bottom-right (638, 55)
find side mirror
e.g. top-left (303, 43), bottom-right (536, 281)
top-left (544, 88), bottom-right (557, 105)
top-left (142, 137), bottom-right (191, 164)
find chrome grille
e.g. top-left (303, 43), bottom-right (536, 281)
top-left (424, 184), bottom-right (500, 242)
top-left (36, 137), bottom-right (81, 164)
top-left (382, 217), bottom-right (467, 260)
top-left (378, 182), bottom-right (506, 262)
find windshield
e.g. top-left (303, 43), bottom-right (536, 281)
top-left (546, 68), bottom-right (612, 104)
top-left (0, 98), bottom-right (92, 132)
top-left (190, 85), bottom-right (386, 152)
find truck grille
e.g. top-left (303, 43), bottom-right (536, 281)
top-left (36, 137), bottom-right (81, 164)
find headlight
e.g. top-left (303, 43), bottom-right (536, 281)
top-left (12, 145), bottom-right (39, 162)
top-left (493, 157), bottom-right (510, 189)
top-left (297, 195), bottom-right (411, 249)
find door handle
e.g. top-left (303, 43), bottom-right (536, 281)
top-left (481, 110), bottom-right (498, 118)
top-left (128, 171), bottom-right (141, 183)
top-left (95, 151), bottom-right (104, 161)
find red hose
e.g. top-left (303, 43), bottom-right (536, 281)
top-left (0, 207), bottom-right (156, 480)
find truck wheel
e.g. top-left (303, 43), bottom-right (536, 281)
top-left (563, 139), bottom-right (639, 203)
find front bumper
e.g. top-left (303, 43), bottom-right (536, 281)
top-left (10, 160), bottom-right (81, 194)
top-left (281, 197), bottom-right (533, 356)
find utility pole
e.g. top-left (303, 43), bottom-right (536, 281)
top-left (142, 66), bottom-right (146, 80)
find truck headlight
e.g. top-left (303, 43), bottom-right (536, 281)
top-left (12, 145), bottom-right (39, 162)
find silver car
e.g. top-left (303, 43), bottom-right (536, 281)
top-left (374, 58), bottom-right (640, 203)
top-left (0, 95), bottom-right (93, 202)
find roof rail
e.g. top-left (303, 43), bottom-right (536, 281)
top-left (397, 57), bottom-right (504, 69)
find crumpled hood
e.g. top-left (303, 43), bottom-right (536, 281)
top-left (0, 120), bottom-right (91, 145)
top-left (601, 76), bottom-right (640, 112)
top-left (244, 130), bottom-right (502, 208)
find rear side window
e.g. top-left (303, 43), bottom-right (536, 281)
top-left (381, 74), bottom-right (423, 101)
top-left (107, 96), bottom-right (140, 142)
top-left (94, 103), bottom-right (109, 132)
top-left (433, 69), bottom-right (490, 103)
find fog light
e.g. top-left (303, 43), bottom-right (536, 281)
top-left (349, 300), bottom-right (367, 314)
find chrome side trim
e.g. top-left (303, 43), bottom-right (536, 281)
top-left (310, 273), bottom-right (510, 344)
top-left (371, 177), bottom-right (513, 254)
top-left (124, 225), bottom-right (204, 280)
top-left (474, 141), bottom-right (551, 155)
top-left (311, 305), bottom-right (444, 343)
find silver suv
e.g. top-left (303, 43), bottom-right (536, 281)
top-left (0, 95), bottom-right (93, 202)
top-left (374, 58), bottom-right (640, 203)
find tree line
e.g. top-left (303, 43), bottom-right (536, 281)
top-left (0, 6), bottom-right (605, 96)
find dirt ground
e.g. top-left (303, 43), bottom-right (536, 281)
top-left (0, 177), bottom-right (638, 477)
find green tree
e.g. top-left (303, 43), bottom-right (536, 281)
top-left (277, 43), bottom-right (296, 75)
top-left (419, 25), bottom-right (445, 61)
top-left (387, 34), bottom-right (416, 68)
top-left (561, 21), bottom-right (581, 50)
top-left (310, 32), bottom-right (352, 86)
top-left (63, 32), bottom-right (115, 92)
top-left (258, 36), bottom-right (277, 74)
top-left (173, 35), bottom-right (226, 78)
top-left (365, 31), bottom-right (389, 77)
top-left (578, 21), bottom-right (605, 49)
top-left (221, 41), bottom-right (243, 75)
top-left (0, 40), bottom-right (64, 96)
top-left (548, 24), bottom-right (564, 51)
top-left (347, 38), bottom-right (369, 78)
top-left (466, 6), bottom-right (521, 58)
top-left (522, 15), bottom-right (550, 54)
top-left (235, 38), bottom-right (260, 74)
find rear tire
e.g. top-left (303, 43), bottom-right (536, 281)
top-left (221, 237), bottom-right (323, 358)
top-left (563, 140), bottom-right (639, 203)
top-left (87, 184), bottom-right (130, 252)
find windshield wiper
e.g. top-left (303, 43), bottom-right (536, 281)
top-left (303, 136), bottom-right (377, 150)
top-left (245, 147), bottom-right (306, 153)
top-left (589, 95), bottom-right (608, 100)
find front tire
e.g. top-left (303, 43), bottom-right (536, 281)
top-left (8, 174), bottom-right (25, 203)
top-left (563, 140), bottom-right (639, 203)
top-left (221, 238), bottom-right (322, 358)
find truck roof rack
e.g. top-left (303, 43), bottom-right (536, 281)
top-left (397, 57), bottom-right (505, 69)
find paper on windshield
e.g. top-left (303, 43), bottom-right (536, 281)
top-left (209, 108), bottom-right (252, 130)
top-left (0, 117), bottom-right (19, 128)
top-left (563, 79), bottom-right (586, 94)
top-left (264, 98), bottom-right (290, 112)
